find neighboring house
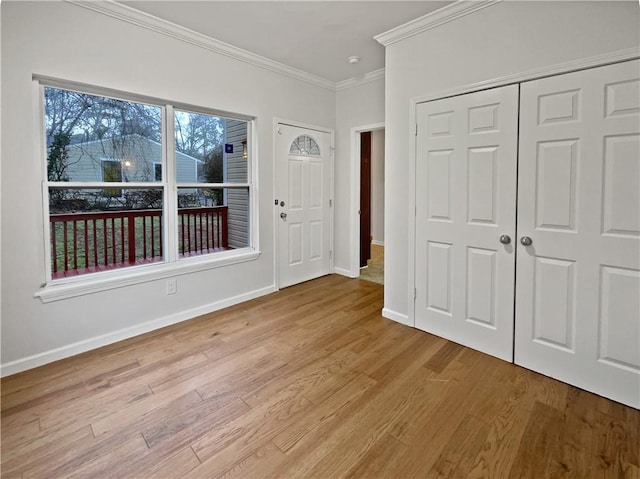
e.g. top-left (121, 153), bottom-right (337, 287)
top-left (65, 134), bottom-right (200, 184)
top-left (64, 130), bottom-right (249, 249)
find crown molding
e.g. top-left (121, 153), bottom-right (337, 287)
top-left (335, 68), bottom-right (385, 91)
top-left (375, 0), bottom-right (501, 47)
top-left (66, 0), bottom-right (336, 91)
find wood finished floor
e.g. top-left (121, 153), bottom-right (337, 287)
top-left (1, 275), bottom-right (638, 478)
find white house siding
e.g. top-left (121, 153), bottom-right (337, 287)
top-left (64, 134), bottom-right (198, 183)
top-left (225, 119), bottom-right (249, 248)
top-left (66, 135), bottom-right (160, 183)
top-left (175, 151), bottom-right (198, 183)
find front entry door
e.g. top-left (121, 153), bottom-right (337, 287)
top-left (515, 60), bottom-right (640, 408)
top-left (276, 123), bottom-right (332, 288)
top-left (415, 85), bottom-right (519, 361)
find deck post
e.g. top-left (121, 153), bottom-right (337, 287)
top-left (221, 208), bottom-right (228, 249)
top-left (128, 213), bottom-right (136, 264)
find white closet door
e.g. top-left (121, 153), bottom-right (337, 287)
top-left (415, 85), bottom-right (519, 361)
top-left (516, 60), bottom-right (640, 408)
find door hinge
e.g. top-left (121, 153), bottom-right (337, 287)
top-left (415, 123), bottom-right (418, 136)
top-left (414, 288), bottom-right (417, 300)
top-left (329, 199), bottom-right (332, 207)
top-left (329, 250), bottom-right (333, 258)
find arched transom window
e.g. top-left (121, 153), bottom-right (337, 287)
top-left (289, 135), bottom-right (320, 156)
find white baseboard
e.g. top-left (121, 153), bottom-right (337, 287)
top-left (382, 307), bottom-right (412, 327)
top-left (371, 240), bottom-right (384, 246)
top-left (333, 267), bottom-right (359, 278)
top-left (1, 285), bottom-right (276, 377)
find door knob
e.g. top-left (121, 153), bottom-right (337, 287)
top-left (520, 236), bottom-right (533, 246)
top-left (280, 212), bottom-right (287, 219)
top-left (499, 235), bottom-right (511, 245)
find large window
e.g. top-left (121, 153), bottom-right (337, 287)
top-left (43, 84), bottom-right (253, 281)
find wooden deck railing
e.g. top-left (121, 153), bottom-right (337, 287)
top-left (50, 206), bottom-right (228, 278)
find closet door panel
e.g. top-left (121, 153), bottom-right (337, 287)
top-left (415, 85), bottom-right (519, 361)
top-left (516, 59), bottom-right (640, 408)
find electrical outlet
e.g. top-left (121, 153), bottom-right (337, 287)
top-left (166, 278), bottom-right (177, 295)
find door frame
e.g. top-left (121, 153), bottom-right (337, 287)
top-left (273, 118), bottom-right (335, 290)
top-left (408, 47), bottom-right (639, 328)
top-left (348, 122), bottom-right (385, 278)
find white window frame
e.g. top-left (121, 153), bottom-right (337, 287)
top-left (34, 77), bottom-right (259, 303)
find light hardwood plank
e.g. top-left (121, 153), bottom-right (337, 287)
top-left (1, 274), bottom-right (638, 479)
top-left (508, 400), bottom-right (564, 479)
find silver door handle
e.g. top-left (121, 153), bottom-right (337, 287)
top-left (520, 236), bottom-right (533, 246)
top-left (280, 212), bottom-right (287, 219)
top-left (499, 235), bottom-right (511, 245)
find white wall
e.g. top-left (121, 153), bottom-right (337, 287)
top-left (383, 1), bottom-right (640, 320)
top-left (334, 78), bottom-right (384, 275)
top-left (0, 1), bottom-right (335, 371)
top-left (370, 129), bottom-right (385, 245)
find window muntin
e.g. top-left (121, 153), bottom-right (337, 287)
top-left (43, 85), bottom-right (254, 282)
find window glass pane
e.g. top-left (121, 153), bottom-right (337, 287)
top-left (174, 110), bottom-right (248, 183)
top-left (177, 187), bottom-right (249, 258)
top-left (44, 87), bottom-right (162, 184)
top-left (290, 135), bottom-right (320, 156)
top-left (225, 187), bottom-right (250, 249)
top-left (49, 187), bottom-right (164, 278)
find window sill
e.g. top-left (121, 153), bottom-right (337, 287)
top-left (34, 248), bottom-right (261, 303)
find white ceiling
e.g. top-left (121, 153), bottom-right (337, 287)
top-left (120, 1), bottom-right (452, 83)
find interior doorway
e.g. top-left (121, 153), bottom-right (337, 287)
top-left (356, 126), bottom-right (385, 285)
top-left (360, 131), bottom-right (372, 268)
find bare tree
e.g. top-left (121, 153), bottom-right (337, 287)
top-left (174, 110), bottom-right (223, 160)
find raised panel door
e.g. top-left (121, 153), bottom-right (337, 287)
top-left (516, 59), bottom-right (640, 408)
top-left (415, 85), bottom-right (519, 361)
top-left (276, 124), bottom-right (332, 288)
